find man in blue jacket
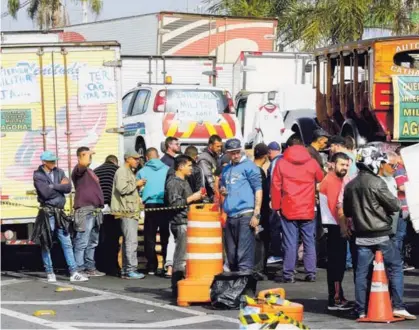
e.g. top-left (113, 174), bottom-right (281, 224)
top-left (137, 147), bottom-right (169, 275)
top-left (33, 151), bottom-right (88, 282)
top-left (220, 139), bottom-right (262, 272)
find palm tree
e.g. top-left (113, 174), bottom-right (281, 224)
top-left (7, 0), bottom-right (103, 29)
top-left (208, 0), bottom-right (419, 51)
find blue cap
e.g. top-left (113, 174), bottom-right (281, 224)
top-left (267, 141), bottom-right (281, 151)
top-left (225, 138), bottom-right (242, 152)
top-left (40, 151), bottom-right (59, 162)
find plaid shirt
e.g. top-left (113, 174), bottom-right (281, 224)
top-left (394, 164), bottom-right (409, 212)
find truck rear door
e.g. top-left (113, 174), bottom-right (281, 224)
top-left (1, 42), bottom-right (122, 223)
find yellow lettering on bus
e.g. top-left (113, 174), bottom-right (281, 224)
top-left (402, 121), bottom-right (419, 136)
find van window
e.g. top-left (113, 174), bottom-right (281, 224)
top-left (131, 90), bottom-right (150, 116)
top-left (236, 99), bottom-right (247, 135)
top-left (165, 90), bottom-right (230, 114)
top-left (122, 92), bottom-right (134, 116)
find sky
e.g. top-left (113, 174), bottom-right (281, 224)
top-left (1, 0), bottom-right (210, 31)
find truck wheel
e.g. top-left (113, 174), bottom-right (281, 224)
top-left (135, 139), bottom-right (146, 162)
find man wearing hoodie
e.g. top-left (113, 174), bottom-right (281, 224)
top-left (137, 148), bottom-right (169, 275)
top-left (271, 137), bottom-right (324, 283)
top-left (220, 138), bottom-right (262, 272)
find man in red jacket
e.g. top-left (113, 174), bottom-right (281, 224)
top-left (271, 137), bottom-right (324, 283)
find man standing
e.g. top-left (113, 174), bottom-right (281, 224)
top-left (33, 151), bottom-right (88, 282)
top-left (266, 141), bottom-right (283, 265)
top-left (329, 135), bottom-right (357, 176)
top-left (271, 137), bottom-right (324, 283)
top-left (165, 155), bottom-right (203, 296)
top-left (161, 137), bottom-right (181, 168)
top-left (253, 143), bottom-right (271, 278)
top-left (137, 148), bottom-right (169, 275)
top-left (198, 134), bottom-right (223, 200)
top-left (307, 129), bottom-right (329, 171)
top-left (319, 152), bottom-right (351, 310)
top-left (72, 147), bottom-right (105, 277)
top-left (111, 151), bottom-right (146, 279)
top-left (94, 155), bottom-right (120, 276)
top-left (184, 145), bottom-right (205, 193)
top-left (220, 138), bottom-right (262, 273)
top-left (343, 146), bottom-right (415, 320)
top-left (394, 147), bottom-right (414, 271)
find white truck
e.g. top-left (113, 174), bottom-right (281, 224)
top-left (232, 51), bottom-right (316, 147)
top-left (1, 42), bottom-right (123, 247)
top-left (121, 56), bottom-right (217, 94)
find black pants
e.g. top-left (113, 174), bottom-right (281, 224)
top-left (326, 225), bottom-right (347, 303)
top-left (95, 214), bottom-right (121, 275)
top-left (254, 212), bottom-right (270, 273)
top-left (144, 204), bottom-right (170, 272)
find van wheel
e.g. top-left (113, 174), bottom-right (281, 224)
top-left (136, 139), bottom-right (146, 164)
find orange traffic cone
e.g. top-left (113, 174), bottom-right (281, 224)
top-left (358, 250), bottom-right (404, 323)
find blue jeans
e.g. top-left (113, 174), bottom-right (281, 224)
top-left (225, 215), bottom-right (255, 272)
top-left (392, 214), bottom-right (407, 261)
top-left (73, 212), bottom-right (100, 271)
top-left (269, 211), bottom-right (282, 257)
top-left (281, 217), bottom-right (316, 280)
top-left (41, 215), bottom-right (77, 274)
top-left (355, 239), bottom-right (404, 314)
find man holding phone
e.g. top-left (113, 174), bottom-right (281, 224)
top-left (72, 147), bottom-right (105, 277)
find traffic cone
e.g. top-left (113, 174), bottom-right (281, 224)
top-left (358, 250), bottom-right (404, 323)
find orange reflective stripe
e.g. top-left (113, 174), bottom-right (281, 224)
top-left (221, 121), bottom-right (234, 138)
top-left (181, 122), bottom-right (197, 138)
top-left (166, 122), bottom-right (178, 136)
top-left (204, 122), bottom-right (217, 135)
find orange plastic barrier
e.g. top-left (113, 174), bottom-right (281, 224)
top-left (358, 251), bottom-right (404, 323)
top-left (177, 204), bottom-right (223, 306)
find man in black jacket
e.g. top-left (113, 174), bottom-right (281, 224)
top-left (184, 145), bottom-right (204, 193)
top-left (197, 134), bottom-right (222, 200)
top-left (165, 155), bottom-right (203, 297)
top-left (33, 151), bottom-right (88, 283)
top-left (343, 146), bottom-right (415, 320)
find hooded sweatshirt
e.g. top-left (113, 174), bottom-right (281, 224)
top-left (220, 156), bottom-right (262, 218)
top-left (271, 145), bottom-right (324, 220)
top-left (137, 159), bottom-right (169, 204)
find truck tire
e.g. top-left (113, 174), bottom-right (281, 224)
top-left (291, 117), bottom-right (320, 146)
top-left (135, 138), bottom-right (146, 161)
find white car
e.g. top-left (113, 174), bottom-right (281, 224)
top-left (122, 80), bottom-right (242, 157)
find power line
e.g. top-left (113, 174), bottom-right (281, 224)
top-left (1, 0), bottom-right (31, 19)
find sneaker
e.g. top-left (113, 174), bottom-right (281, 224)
top-left (304, 275), bottom-right (316, 282)
top-left (46, 273), bottom-right (56, 282)
top-left (276, 277), bottom-right (296, 284)
top-left (267, 256), bottom-right (283, 264)
top-left (85, 269), bottom-right (106, 277)
top-left (328, 299), bottom-right (353, 311)
top-left (403, 264), bottom-right (415, 271)
top-left (122, 271), bottom-right (146, 280)
top-left (358, 313), bottom-right (366, 319)
top-left (147, 271), bottom-right (155, 276)
top-left (393, 309), bottom-right (417, 320)
top-left (70, 272), bottom-right (89, 282)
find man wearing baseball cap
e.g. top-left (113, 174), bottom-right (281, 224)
top-left (111, 150), bottom-right (146, 279)
top-left (33, 151), bottom-right (88, 282)
top-left (308, 129), bottom-right (330, 170)
top-left (220, 139), bottom-right (262, 272)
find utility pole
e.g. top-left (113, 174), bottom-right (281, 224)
top-left (82, 0), bottom-right (88, 23)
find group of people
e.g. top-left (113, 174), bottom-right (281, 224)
top-left (32, 130), bottom-right (416, 320)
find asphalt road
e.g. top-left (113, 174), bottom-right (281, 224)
top-left (1, 262), bottom-right (419, 330)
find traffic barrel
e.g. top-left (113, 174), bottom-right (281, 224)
top-left (177, 204), bottom-right (223, 307)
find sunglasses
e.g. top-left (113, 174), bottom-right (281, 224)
top-left (386, 162), bottom-right (398, 170)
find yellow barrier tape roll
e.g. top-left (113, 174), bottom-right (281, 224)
top-left (239, 311), bottom-right (309, 330)
top-left (55, 287), bottom-right (74, 292)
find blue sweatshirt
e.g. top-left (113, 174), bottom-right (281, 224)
top-left (221, 157), bottom-right (262, 217)
top-left (137, 159), bottom-right (169, 204)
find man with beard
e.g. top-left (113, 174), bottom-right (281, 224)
top-left (319, 152), bottom-right (351, 310)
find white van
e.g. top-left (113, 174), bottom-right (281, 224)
top-left (122, 79), bottom-right (241, 156)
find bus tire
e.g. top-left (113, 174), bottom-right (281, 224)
top-left (340, 119), bottom-right (366, 147)
top-left (291, 117), bottom-right (320, 146)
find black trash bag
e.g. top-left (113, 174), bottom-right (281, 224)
top-left (210, 272), bottom-right (258, 309)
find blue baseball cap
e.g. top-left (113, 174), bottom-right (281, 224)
top-left (40, 151), bottom-right (59, 162)
top-left (267, 141), bottom-right (281, 151)
top-left (225, 138), bottom-right (242, 152)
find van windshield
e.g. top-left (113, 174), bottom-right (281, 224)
top-left (166, 90), bottom-right (229, 116)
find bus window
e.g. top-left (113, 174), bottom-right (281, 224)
top-left (393, 50), bottom-right (419, 69)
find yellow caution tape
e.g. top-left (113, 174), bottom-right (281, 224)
top-left (33, 310), bottom-right (56, 317)
top-left (239, 311), bottom-right (309, 330)
top-left (55, 287), bottom-right (74, 292)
